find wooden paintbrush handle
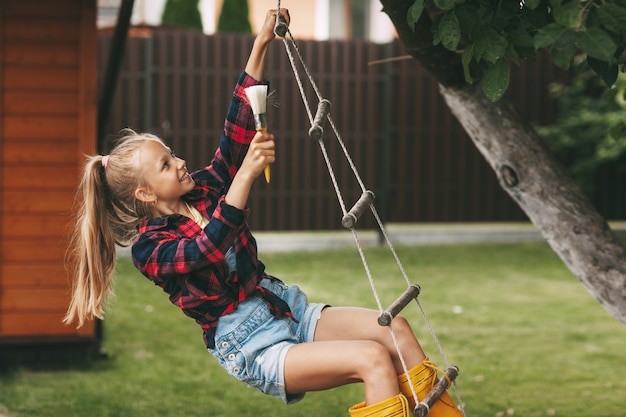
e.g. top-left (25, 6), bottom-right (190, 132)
top-left (256, 127), bottom-right (270, 183)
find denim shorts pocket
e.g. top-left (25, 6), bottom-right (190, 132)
top-left (224, 348), bottom-right (247, 381)
top-left (209, 298), bottom-right (271, 382)
top-left (210, 338), bottom-right (249, 381)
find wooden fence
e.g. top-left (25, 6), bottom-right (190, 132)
top-left (98, 28), bottom-right (621, 231)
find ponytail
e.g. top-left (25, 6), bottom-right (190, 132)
top-left (64, 156), bottom-right (117, 326)
top-left (64, 129), bottom-right (164, 326)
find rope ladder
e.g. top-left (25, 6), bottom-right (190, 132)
top-left (272, 6), bottom-right (466, 416)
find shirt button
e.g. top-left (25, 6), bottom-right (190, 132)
top-left (233, 366), bottom-right (241, 374)
top-left (220, 341), bottom-right (229, 349)
top-left (227, 353), bottom-right (236, 361)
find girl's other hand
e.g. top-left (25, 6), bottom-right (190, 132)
top-left (226, 131), bottom-right (275, 209)
top-left (241, 131), bottom-right (275, 180)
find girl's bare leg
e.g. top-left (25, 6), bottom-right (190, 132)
top-left (315, 306), bottom-right (426, 371)
top-left (283, 306), bottom-right (427, 405)
top-left (283, 339), bottom-right (399, 405)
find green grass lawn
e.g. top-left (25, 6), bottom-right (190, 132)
top-left (1, 241), bottom-right (625, 417)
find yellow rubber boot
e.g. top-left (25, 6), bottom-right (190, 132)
top-left (349, 393), bottom-right (410, 417)
top-left (398, 358), bottom-right (463, 417)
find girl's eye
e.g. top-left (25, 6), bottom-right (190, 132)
top-left (162, 151), bottom-right (176, 169)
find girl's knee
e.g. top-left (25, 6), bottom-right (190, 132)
top-left (391, 316), bottom-right (415, 336)
top-left (390, 316), bottom-right (422, 351)
top-left (357, 341), bottom-right (395, 368)
top-left (391, 316), bottom-right (413, 337)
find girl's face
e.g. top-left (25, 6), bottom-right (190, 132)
top-left (134, 140), bottom-right (195, 209)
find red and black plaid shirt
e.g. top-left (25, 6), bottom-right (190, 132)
top-left (132, 72), bottom-right (294, 349)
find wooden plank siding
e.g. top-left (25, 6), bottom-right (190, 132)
top-left (0, 0), bottom-right (97, 345)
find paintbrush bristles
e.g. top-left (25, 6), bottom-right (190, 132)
top-left (244, 84), bottom-right (271, 183)
top-left (245, 85), bottom-right (268, 116)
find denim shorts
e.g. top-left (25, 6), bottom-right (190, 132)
top-left (208, 276), bottom-right (327, 404)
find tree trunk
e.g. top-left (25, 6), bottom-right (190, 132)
top-left (380, 0), bottom-right (626, 325)
top-left (441, 83), bottom-right (626, 324)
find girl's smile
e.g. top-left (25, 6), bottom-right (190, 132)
top-left (179, 171), bottom-right (191, 182)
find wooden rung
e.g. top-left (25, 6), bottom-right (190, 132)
top-left (308, 99), bottom-right (331, 140)
top-left (377, 284), bottom-right (421, 326)
top-left (414, 366), bottom-right (460, 417)
top-left (274, 16), bottom-right (288, 37)
top-left (341, 190), bottom-right (375, 229)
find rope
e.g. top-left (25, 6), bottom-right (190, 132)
top-left (273, 5), bottom-right (465, 415)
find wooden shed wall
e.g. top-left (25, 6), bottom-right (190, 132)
top-left (0, 0), bottom-right (97, 345)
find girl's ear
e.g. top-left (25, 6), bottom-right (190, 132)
top-left (134, 186), bottom-right (156, 204)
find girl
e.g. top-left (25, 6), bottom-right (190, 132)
top-left (65, 9), bottom-right (462, 417)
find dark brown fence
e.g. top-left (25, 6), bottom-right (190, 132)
top-left (98, 28), bottom-right (620, 231)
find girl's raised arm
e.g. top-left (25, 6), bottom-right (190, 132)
top-left (245, 9), bottom-right (290, 80)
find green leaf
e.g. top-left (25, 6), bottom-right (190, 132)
top-left (508, 27), bottom-right (535, 49)
top-left (432, 26), bottom-right (442, 46)
top-left (550, 41), bottom-right (575, 69)
top-left (492, 0), bottom-right (521, 32)
top-left (506, 42), bottom-right (521, 65)
top-left (522, 0), bottom-right (542, 10)
top-left (539, 25), bottom-right (575, 69)
top-left (576, 27), bottom-right (618, 61)
top-left (507, 27), bottom-right (535, 61)
top-left (596, 3), bottom-right (626, 35)
top-left (553, 1), bottom-right (582, 29)
top-left (474, 27), bottom-right (508, 63)
top-left (482, 58), bottom-right (510, 102)
top-left (439, 13), bottom-right (461, 51)
top-left (455, 4), bottom-right (480, 36)
top-left (588, 57), bottom-right (619, 87)
top-left (407, 0), bottom-right (426, 31)
top-left (533, 23), bottom-right (571, 49)
top-left (523, 2), bottom-right (552, 31)
top-left (462, 44), bottom-right (475, 84)
top-left (434, 0), bottom-right (456, 11)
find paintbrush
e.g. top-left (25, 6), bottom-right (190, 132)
top-left (244, 85), bottom-right (271, 183)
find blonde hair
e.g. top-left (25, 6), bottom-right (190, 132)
top-left (64, 129), bottom-right (165, 327)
